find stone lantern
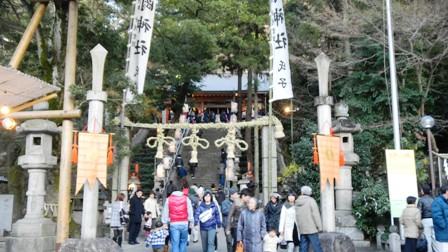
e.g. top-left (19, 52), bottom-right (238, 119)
top-left (332, 102), bottom-right (369, 247)
top-left (8, 102), bottom-right (60, 252)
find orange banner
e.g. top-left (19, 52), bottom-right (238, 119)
top-left (75, 132), bottom-right (109, 194)
top-left (317, 135), bottom-right (341, 191)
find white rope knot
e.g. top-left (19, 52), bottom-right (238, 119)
top-left (182, 127), bottom-right (210, 163)
top-left (146, 128), bottom-right (175, 159)
top-left (215, 127), bottom-right (248, 159)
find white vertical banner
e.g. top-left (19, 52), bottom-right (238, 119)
top-left (126, 0), bottom-right (157, 98)
top-left (385, 150), bottom-right (419, 218)
top-left (270, 0), bottom-right (293, 102)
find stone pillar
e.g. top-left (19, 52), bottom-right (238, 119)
top-left (81, 44), bottom-right (108, 239)
top-left (262, 126), bottom-right (277, 204)
top-left (314, 53), bottom-right (335, 232)
top-left (7, 102), bottom-right (60, 252)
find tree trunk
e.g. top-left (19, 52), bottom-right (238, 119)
top-left (245, 68), bottom-right (253, 168)
top-left (417, 63), bottom-right (424, 116)
top-left (237, 67), bottom-right (243, 121)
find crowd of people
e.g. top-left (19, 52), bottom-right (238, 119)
top-left (111, 183), bottom-right (324, 252)
top-left (400, 183), bottom-right (448, 252)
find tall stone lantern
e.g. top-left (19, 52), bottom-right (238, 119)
top-left (332, 102), bottom-right (369, 247)
top-left (8, 102), bottom-right (60, 252)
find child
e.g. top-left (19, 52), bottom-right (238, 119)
top-left (143, 211), bottom-right (152, 238)
top-left (146, 221), bottom-right (169, 252)
top-left (264, 227), bottom-right (281, 252)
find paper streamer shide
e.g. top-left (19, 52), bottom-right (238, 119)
top-left (270, 0), bottom-right (293, 102)
top-left (126, 0), bottom-right (157, 98)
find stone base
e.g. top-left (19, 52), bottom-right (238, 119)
top-left (335, 210), bottom-right (371, 248)
top-left (352, 240), bottom-right (371, 248)
top-left (0, 237), bottom-right (6, 252)
top-left (60, 238), bottom-right (121, 252)
top-left (12, 218), bottom-right (56, 237)
top-left (7, 235), bottom-right (56, 252)
top-left (309, 232), bottom-right (355, 252)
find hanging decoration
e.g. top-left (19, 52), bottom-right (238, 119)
top-left (146, 127), bottom-right (175, 159)
top-left (163, 156), bottom-right (172, 169)
top-left (107, 134), bottom-right (114, 166)
top-left (312, 133), bottom-right (319, 165)
top-left (182, 127), bottom-right (209, 163)
top-left (75, 132), bottom-right (110, 194)
top-left (156, 163), bottom-right (165, 178)
top-left (316, 135), bottom-right (341, 191)
top-left (226, 158), bottom-right (236, 181)
top-left (215, 127), bottom-right (249, 159)
top-left (71, 131), bottom-right (79, 164)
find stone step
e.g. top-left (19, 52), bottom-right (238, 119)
top-left (336, 227), bottom-right (365, 241)
top-left (353, 240), bottom-right (372, 248)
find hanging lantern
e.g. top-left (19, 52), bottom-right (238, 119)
top-left (175, 129), bottom-right (182, 139)
top-left (169, 140), bottom-right (176, 152)
top-left (157, 163), bottom-right (165, 178)
top-left (312, 133), bottom-right (319, 165)
top-left (230, 114), bottom-right (237, 123)
top-left (163, 156), bottom-right (172, 169)
top-left (179, 114), bottom-right (186, 123)
top-left (182, 104), bottom-right (190, 113)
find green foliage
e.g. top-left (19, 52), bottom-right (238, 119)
top-left (352, 179), bottom-right (390, 237)
top-left (132, 145), bottom-right (156, 195)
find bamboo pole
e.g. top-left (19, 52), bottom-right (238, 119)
top-left (7, 93), bottom-right (58, 114)
top-left (9, 3), bottom-right (48, 69)
top-left (1, 109), bottom-right (81, 120)
top-left (56, 1), bottom-right (78, 250)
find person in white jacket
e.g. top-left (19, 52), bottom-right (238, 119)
top-left (144, 191), bottom-right (161, 229)
top-left (279, 191), bottom-right (300, 252)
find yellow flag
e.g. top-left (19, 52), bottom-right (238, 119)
top-left (317, 135), bottom-right (341, 191)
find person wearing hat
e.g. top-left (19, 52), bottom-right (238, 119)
top-left (221, 188), bottom-right (238, 252)
top-left (265, 192), bottom-right (283, 234)
top-left (194, 190), bottom-right (222, 252)
top-left (296, 186), bottom-right (323, 252)
top-left (129, 188), bottom-right (145, 245)
top-left (279, 191), bottom-right (300, 252)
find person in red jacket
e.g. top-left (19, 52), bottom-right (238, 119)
top-left (162, 185), bottom-right (194, 252)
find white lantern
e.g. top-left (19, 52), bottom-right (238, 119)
top-left (163, 156), bottom-right (172, 169)
top-left (157, 163), bottom-right (165, 178)
top-left (231, 102), bottom-right (238, 113)
top-left (230, 114), bottom-right (237, 123)
top-left (175, 128), bottom-right (182, 139)
top-left (182, 104), bottom-right (190, 113)
top-left (169, 140), bottom-right (176, 153)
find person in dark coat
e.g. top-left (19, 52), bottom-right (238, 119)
top-left (175, 154), bottom-right (184, 168)
top-left (237, 197), bottom-right (266, 252)
top-left (418, 184), bottom-right (435, 252)
top-left (129, 189), bottom-right (145, 245)
top-left (265, 192), bottom-right (283, 234)
top-left (217, 188), bottom-right (226, 206)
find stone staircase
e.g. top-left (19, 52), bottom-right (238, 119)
top-left (180, 128), bottom-right (227, 189)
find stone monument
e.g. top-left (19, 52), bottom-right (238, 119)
top-left (7, 101), bottom-right (60, 251)
top-left (332, 102), bottom-right (370, 248)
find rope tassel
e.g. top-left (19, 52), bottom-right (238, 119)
top-left (71, 131), bottom-right (78, 164)
top-left (107, 134), bottom-right (114, 166)
top-left (312, 133), bottom-right (319, 165)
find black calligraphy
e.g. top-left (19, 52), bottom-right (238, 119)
top-left (140, 0), bottom-right (154, 11)
top-left (134, 40), bottom-right (147, 55)
top-left (274, 33), bottom-right (287, 49)
top-left (278, 78), bottom-right (287, 88)
top-left (273, 8), bottom-right (284, 26)
top-left (278, 61), bottom-right (286, 72)
top-left (135, 16), bottom-right (152, 33)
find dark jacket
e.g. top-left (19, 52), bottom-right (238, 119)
top-left (178, 166), bottom-right (187, 178)
top-left (432, 195), bottom-right (448, 242)
top-left (221, 198), bottom-right (233, 229)
top-left (226, 197), bottom-right (246, 231)
top-left (194, 201), bottom-right (222, 230)
top-left (175, 156), bottom-right (183, 167)
top-left (129, 195), bottom-right (145, 222)
top-left (418, 194), bottom-right (434, 219)
top-left (264, 201), bottom-right (283, 232)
